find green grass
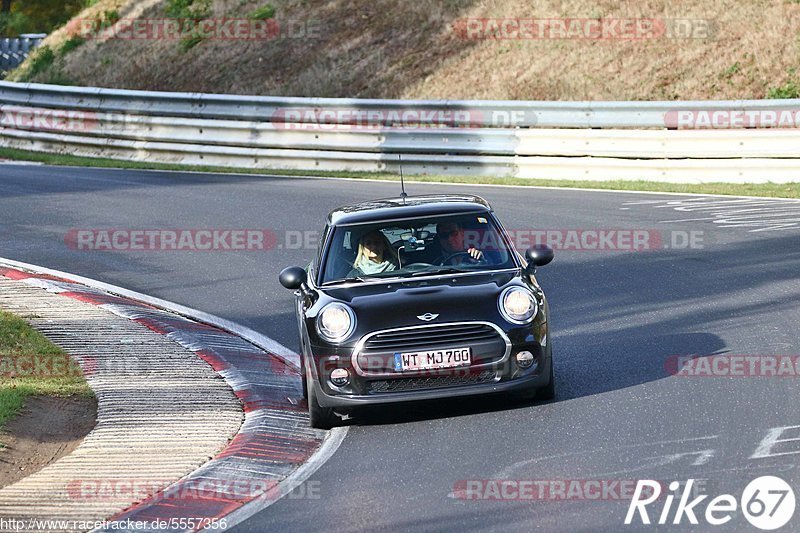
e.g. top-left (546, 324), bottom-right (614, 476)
top-left (42, 72), bottom-right (75, 86)
top-left (180, 34), bottom-right (205, 52)
top-left (0, 311), bottom-right (93, 429)
top-left (13, 41), bottom-right (76, 84)
top-left (165, 0), bottom-right (212, 51)
top-left (24, 45), bottom-right (56, 79)
top-left (249, 4), bottom-right (276, 19)
top-left (720, 61), bottom-right (741, 81)
top-left (104, 9), bottom-right (121, 26)
top-left (60, 36), bottom-right (86, 55)
top-left (0, 146), bottom-right (798, 198)
top-left (166, 0), bottom-right (212, 19)
top-left (767, 80), bottom-right (800, 99)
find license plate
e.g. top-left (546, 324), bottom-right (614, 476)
top-left (394, 347), bottom-right (471, 371)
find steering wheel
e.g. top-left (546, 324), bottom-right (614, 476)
top-left (399, 262), bottom-right (436, 273)
top-left (439, 251), bottom-right (485, 266)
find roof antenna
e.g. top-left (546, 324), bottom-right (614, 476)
top-left (398, 154), bottom-right (408, 202)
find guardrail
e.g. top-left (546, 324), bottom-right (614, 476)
top-left (0, 81), bottom-right (799, 183)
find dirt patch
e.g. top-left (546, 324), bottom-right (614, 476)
top-left (0, 395), bottom-right (97, 489)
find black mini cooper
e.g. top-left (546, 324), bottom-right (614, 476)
top-left (279, 194), bottom-right (554, 428)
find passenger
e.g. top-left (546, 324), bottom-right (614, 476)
top-left (348, 230), bottom-right (399, 276)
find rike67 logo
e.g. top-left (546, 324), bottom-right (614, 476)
top-left (626, 476), bottom-right (796, 530)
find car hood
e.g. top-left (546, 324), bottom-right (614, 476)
top-left (318, 270), bottom-right (521, 330)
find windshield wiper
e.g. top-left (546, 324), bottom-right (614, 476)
top-left (408, 267), bottom-right (471, 277)
top-left (322, 276), bottom-right (366, 286)
top-left (324, 269), bottom-right (472, 284)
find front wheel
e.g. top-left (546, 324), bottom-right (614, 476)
top-left (307, 375), bottom-right (338, 429)
top-left (536, 360), bottom-right (555, 401)
top-left (300, 356), bottom-right (308, 399)
top-left (512, 359), bottom-right (555, 402)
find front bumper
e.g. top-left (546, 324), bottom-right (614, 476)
top-left (314, 355), bottom-right (551, 407)
top-left (308, 320), bottom-right (551, 408)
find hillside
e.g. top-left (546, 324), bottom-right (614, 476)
top-left (8, 0), bottom-right (800, 100)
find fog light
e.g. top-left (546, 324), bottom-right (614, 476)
top-left (330, 368), bottom-right (350, 386)
top-left (516, 350), bottom-right (535, 369)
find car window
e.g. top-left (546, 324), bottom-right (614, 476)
top-left (320, 213), bottom-right (517, 284)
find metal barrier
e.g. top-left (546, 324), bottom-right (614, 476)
top-left (0, 81), bottom-right (799, 183)
top-left (0, 35), bottom-right (46, 73)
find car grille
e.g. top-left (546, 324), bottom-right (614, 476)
top-left (362, 323), bottom-right (501, 353)
top-left (367, 370), bottom-right (498, 394)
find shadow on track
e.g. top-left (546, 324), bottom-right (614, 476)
top-left (333, 233), bottom-right (800, 427)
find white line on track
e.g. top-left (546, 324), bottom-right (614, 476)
top-left (622, 197), bottom-right (800, 232)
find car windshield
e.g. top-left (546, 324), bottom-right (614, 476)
top-left (320, 213), bottom-right (517, 284)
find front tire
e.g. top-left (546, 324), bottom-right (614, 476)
top-left (536, 360), bottom-right (555, 401)
top-left (512, 356), bottom-right (555, 402)
top-left (300, 356), bottom-right (308, 399)
top-left (307, 374), bottom-right (338, 429)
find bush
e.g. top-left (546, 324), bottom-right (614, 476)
top-left (0, 11), bottom-right (32, 37)
top-left (103, 9), bottom-right (121, 25)
top-left (1, 0), bottom-right (90, 37)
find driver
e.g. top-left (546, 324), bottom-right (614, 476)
top-left (434, 222), bottom-right (483, 264)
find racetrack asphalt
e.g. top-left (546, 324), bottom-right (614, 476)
top-left (2, 164), bottom-right (799, 532)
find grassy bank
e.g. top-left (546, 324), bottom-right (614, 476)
top-left (8, 0), bottom-right (800, 101)
top-left (1, 146), bottom-right (799, 198)
top-left (0, 310), bottom-right (93, 429)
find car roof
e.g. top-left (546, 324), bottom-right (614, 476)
top-left (327, 194), bottom-right (492, 226)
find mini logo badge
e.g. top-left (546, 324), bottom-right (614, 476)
top-left (417, 313), bottom-right (439, 321)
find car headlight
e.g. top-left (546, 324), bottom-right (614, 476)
top-left (499, 287), bottom-right (537, 324)
top-left (316, 303), bottom-right (356, 343)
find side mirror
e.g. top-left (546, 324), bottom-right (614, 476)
top-left (525, 245), bottom-right (554, 272)
top-left (279, 266), bottom-right (308, 290)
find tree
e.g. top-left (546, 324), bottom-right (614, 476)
top-left (1, 0), bottom-right (87, 36)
